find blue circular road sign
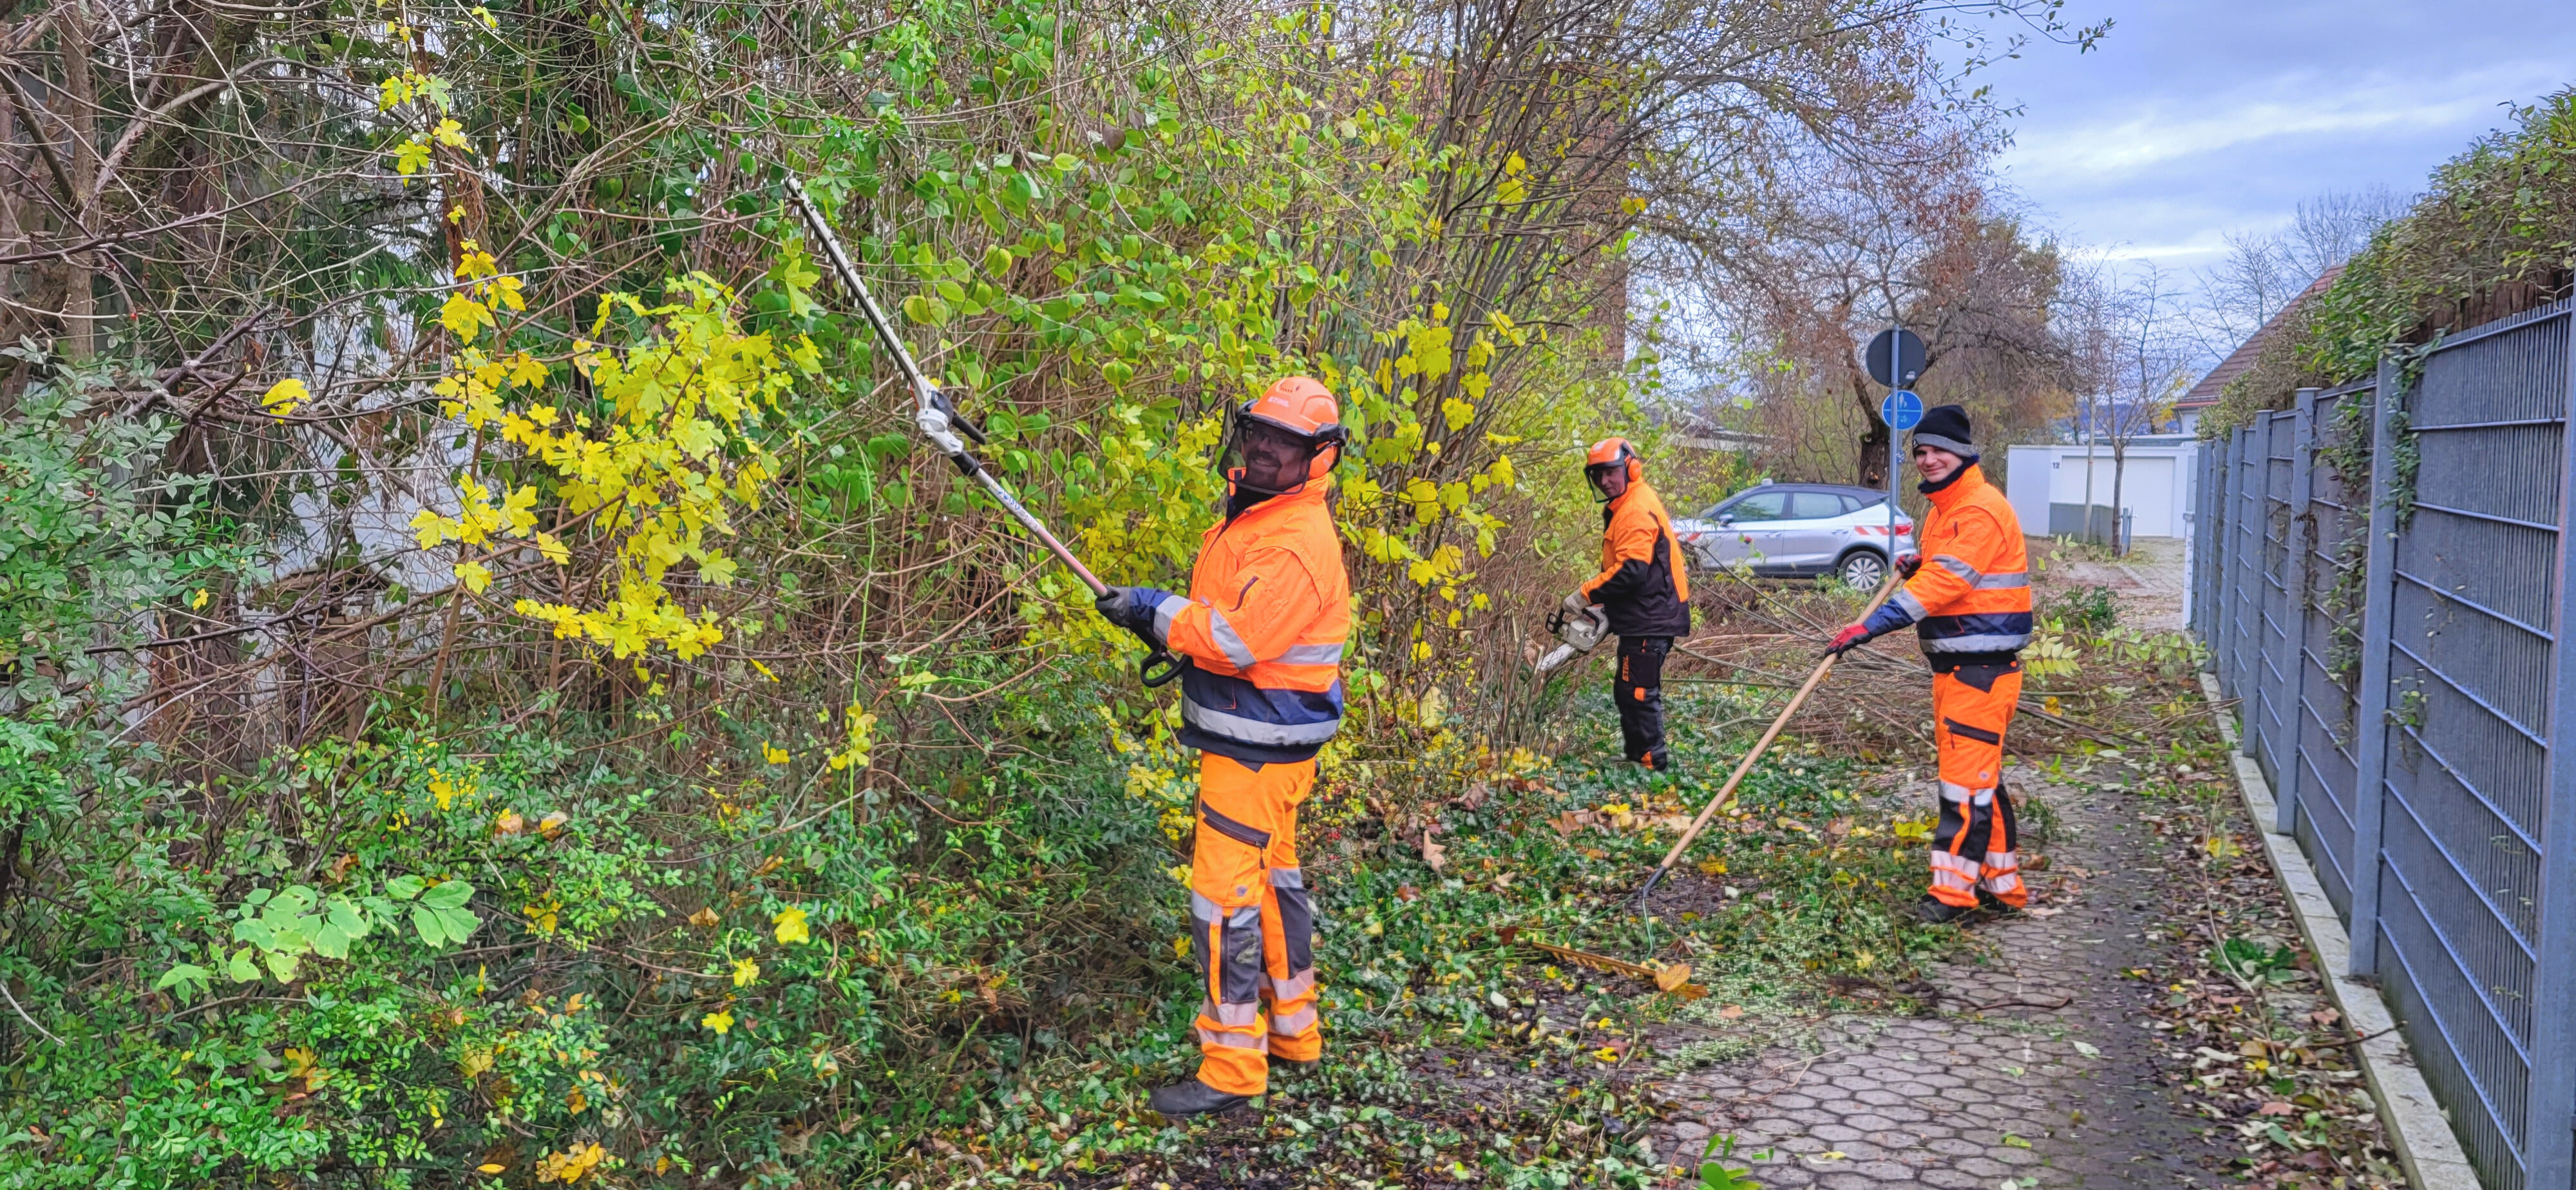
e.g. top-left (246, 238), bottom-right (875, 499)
top-left (1880, 389), bottom-right (1924, 431)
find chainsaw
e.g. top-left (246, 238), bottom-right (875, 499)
top-left (1533, 603), bottom-right (1609, 674)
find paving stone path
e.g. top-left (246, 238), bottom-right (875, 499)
top-left (1646, 766), bottom-right (2231, 1187)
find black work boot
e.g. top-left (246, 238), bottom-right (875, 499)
top-left (1148, 1078), bottom-right (1253, 1118)
top-left (1975, 889), bottom-right (2022, 918)
top-left (1911, 894), bottom-right (1975, 925)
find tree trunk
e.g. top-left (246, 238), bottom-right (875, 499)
top-left (57, 2), bottom-right (97, 361)
top-left (2109, 440), bottom-right (2128, 556)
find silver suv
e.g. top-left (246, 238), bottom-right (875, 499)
top-left (1672, 482), bottom-right (1917, 588)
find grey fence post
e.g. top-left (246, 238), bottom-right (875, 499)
top-left (2278, 390), bottom-right (2319, 834)
top-left (2238, 425), bottom-right (2263, 750)
top-left (2347, 360), bottom-right (2401, 977)
top-left (2525, 313), bottom-right (2576, 1190)
top-left (2215, 438), bottom-right (2236, 675)
top-left (2222, 427), bottom-right (2245, 695)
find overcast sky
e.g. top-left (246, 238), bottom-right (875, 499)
top-left (1963, 0), bottom-right (2576, 276)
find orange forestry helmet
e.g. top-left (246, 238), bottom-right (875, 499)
top-left (1224, 376), bottom-right (1347, 495)
top-left (1584, 437), bottom-right (1642, 500)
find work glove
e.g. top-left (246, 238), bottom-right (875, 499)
top-left (1561, 590), bottom-right (1593, 616)
top-left (1095, 586), bottom-right (1177, 647)
top-left (1824, 623), bottom-right (1874, 657)
top-left (1896, 552), bottom-right (1922, 580)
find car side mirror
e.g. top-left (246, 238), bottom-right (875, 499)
top-left (1716, 514), bottom-right (1734, 526)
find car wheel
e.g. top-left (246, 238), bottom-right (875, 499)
top-left (1836, 549), bottom-right (1888, 590)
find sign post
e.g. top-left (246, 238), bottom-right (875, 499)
top-left (1865, 327), bottom-right (1927, 576)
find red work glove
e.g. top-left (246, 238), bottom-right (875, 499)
top-left (1825, 623), bottom-right (1871, 656)
top-left (1897, 552), bottom-right (1921, 580)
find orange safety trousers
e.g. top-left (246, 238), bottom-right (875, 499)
top-left (1927, 659), bottom-right (2026, 909)
top-left (1189, 753), bottom-right (1322, 1095)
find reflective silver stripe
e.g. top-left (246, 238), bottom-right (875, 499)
top-left (1982, 851), bottom-right (2020, 873)
top-left (1930, 850), bottom-right (1981, 875)
top-left (1278, 641), bottom-right (1345, 666)
top-left (1153, 594), bottom-right (1191, 645)
top-left (1197, 1026), bottom-right (1267, 1050)
top-left (1937, 780), bottom-right (1977, 803)
top-left (1268, 867), bottom-right (1305, 890)
top-left (1190, 892), bottom-right (1222, 923)
top-left (1269, 970), bottom-right (1316, 1000)
top-left (1929, 866), bottom-right (1976, 891)
top-left (1931, 555), bottom-right (1982, 584)
top-left (1202, 997), bottom-right (1262, 1026)
top-left (1269, 1006), bottom-right (1319, 1035)
top-left (1975, 572), bottom-right (2031, 590)
top-left (1207, 608), bottom-right (1258, 670)
top-left (1921, 633), bottom-right (2031, 652)
top-left (1182, 698), bottom-right (1342, 746)
top-left (1228, 904), bottom-right (1262, 929)
top-left (1982, 872), bottom-right (2024, 895)
top-left (1891, 589), bottom-right (1928, 621)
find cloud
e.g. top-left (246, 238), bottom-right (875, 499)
top-left (2000, 61), bottom-right (2559, 184)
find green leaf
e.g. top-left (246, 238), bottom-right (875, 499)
top-left (413, 905), bottom-right (450, 947)
top-left (312, 921), bottom-right (352, 961)
top-left (264, 949), bottom-right (300, 983)
top-left (232, 917), bottom-right (277, 950)
top-left (328, 897), bottom-right (370, 941)
top-left (422, 880), bottom-right (474, 911)
top-left (226, 948), bottom-right (260, 983)
top-left (435, 907), bottom-right (482, 944)
top-left (154, 964), bottom-right (211, 1002)
top-left (385, 875), bottom-right (425, 901)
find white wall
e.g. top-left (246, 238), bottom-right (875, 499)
top-left (2003, 442), bottom-right (2201, 540)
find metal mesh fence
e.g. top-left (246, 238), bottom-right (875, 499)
top-left (2192, 299), bottom-right (2576, 1190)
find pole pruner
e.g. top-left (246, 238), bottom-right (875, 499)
top-left (784, 178), bottom-right (1185, 686)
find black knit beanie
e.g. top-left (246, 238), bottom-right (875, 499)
top-left (1911, 404), bottom-right (1978, 461)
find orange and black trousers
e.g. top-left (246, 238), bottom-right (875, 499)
top-left (1927, 654), bottom-right (2026, 908)
top-left (1188, 753), bottom-right (1322, 1095)
top-left (1615, 635), bottom-right (1674, 770)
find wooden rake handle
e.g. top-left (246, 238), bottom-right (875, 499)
top-left (1632, 565), bottom-right (1906, 904)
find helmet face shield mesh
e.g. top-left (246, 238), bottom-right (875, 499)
top-left (1586, 460), bottom-right (1629, 500)
top-left (1224, 413), bottom-right (1329, 496)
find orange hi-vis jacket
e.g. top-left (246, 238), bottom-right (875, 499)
top-left (1151, 478), bottom-right (1351, 764)
top-left (1868, 463), bottom-right (2032, 655)
top-left (1579, 478), bottom-right (1693, 637)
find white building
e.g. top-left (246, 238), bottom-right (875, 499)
top-left (2003, 440), bottom-right (2201, 542)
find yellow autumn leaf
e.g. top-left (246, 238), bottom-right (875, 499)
top-left (507, 352), bottom-right (549, 388)
top-left (535, 532), bottom-right (569, 564)
top-left (762, 744), bottom-right (788, 765)
top-left (392, 136), bottom-right (433, 176)
top-left (440, 292), bottom-right (495, 343)
top-left (476, 1165), bottom-right (504, 1175)
top-left (732, 957), bottom-right (759, 987)
top-left (453, 561), bottom-right (493, 594)
top-left (1173, 936), bottom-right (1191, 959)
top-left (260, 378), bottom-right (308, 417)
top-left (432, 117), bottom-right (470, 149)
top-left (772, 906), bottom-right (812, 945)
top-left (701, 1009), bottom-right (734, 1034)
top-left (190, 588), bottom-right (209, 609)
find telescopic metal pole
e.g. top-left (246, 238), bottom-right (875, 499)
top-left (783, 178), bottom-right (1106, 597)
top-left (784, 178), bottom-right (1185, 686)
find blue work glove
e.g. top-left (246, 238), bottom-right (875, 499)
top-left (1095, 586), bottom-right (1178, 647)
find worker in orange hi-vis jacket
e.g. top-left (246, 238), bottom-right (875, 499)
top-left (1823, 406), bottom-right (2033, 924)
top-left (1565, 438), bottom-right (1694, 771)
top-left (1092, 377), bottom-right (1350, 1117)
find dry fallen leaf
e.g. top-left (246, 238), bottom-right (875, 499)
top-left (1718, 1004), bottom-right (1745, 1019)
top-left (687, 907), bottom-right (719, 929)
top-left (1655, 963), bottom-right (1692, 992)
top-left (1460, 782), bottom-right (1490, 810)
top-left (1420, 827), bottom-right (1448, 873)
top-left (538, 810), bottom-right (570, 838)
top-left (493, 811), bottom-right (526, 836)
top-left (1697, 858), bottom-right (1728, 876)
top-left (1396, 884), bottom-right (1421, 902)
top-left (2258, 1101), bottom-right (2297, 1117)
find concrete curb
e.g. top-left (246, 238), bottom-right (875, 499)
top-left (2199, 674), bottom-right (2484, 1189)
